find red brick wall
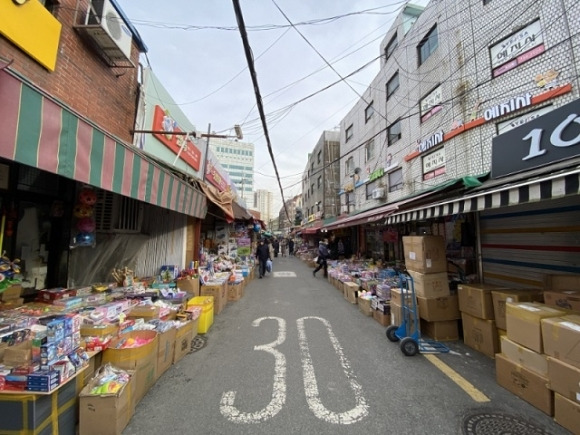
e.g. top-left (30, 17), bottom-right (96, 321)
top-left (0, 0), bottom-right (140, 144)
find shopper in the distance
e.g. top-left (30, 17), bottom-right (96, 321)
top-left (313, 239), bottom-right (329, 278)
top-left (255, 239), bottom-right (271, 278)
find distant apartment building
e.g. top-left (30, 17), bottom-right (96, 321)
top-left (254, 189), bottom-right (274, 226)
top-left (209, 138), bottom-right (255, 201)
top-left (301, 130), bottom-right (341, 222)
top-left (277, 194), bottom-right (302, 233)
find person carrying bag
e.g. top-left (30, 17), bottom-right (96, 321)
top-left (313, 239), bottom-right (329, 278)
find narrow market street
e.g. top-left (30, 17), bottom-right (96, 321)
top-left (123, 257), bottom-right (571, 435)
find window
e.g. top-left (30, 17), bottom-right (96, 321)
top-left (385, 34), bottom-right (398, 60)
top-left (365, 139), bottom-right (375, 162)
top-left (317, 176), bottom-right (322, 189)
top-left (388, 168), bottom-right (403, 192)
top-left (345, 124), bottom-right (353, 142)
top-left (345, 157), bottom-right (354, 175)
top-left (365, 101), bottom-right (374, 123)
top-left (317, 150), bottom-right (322, 164)
top-left (387, 120), bottom-right (401, 146)
top-left (366, 180), bottom-right (379, 200)
top-left (418, 25), bottom-right (438, 65)
top-left (311, 184), bottom-right (314, 194)
top-left (386, 72), bottom-right (399, 101)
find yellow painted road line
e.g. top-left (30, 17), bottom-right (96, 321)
top-left (424, 354), bottom-right (490, 403)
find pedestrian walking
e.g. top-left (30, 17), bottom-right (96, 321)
top-left (313, 239), bottom-right (329, 278)
top-left (273, 239), bottom-right (280, 258)
top-left (255, 239), bottom-right (271, 278)
top-left (288, 239), bottom-right (295, 256)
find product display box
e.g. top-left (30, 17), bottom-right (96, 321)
top-left (543, 288), bottom-right (580, 312)
top-left (176, 277), bottom-right (200, 297)
top-left (541, 314), bottom-right (580, 368)
top-left (461, 312), bottom-right (499, 358)
top-left (420, 319), bottom-right (459, 341)
top-left (156, 327), bottom-right (177, 380)
top-left (544, 274), bottom-right (580, 292)
top-left (496, 353), bottom-right (554, 416)
top-left (343, 282), bottom-right (359, 304)
top-left (80, 324), bottom-right (119, 337)
top-left (458, 283), bottom-right (505, 320)
top-left (499, 335), bottom-right (548, 377)
top-left (127, 305), bottom-right (160, 320)
top-left (1, 284), bottom-right (22, 301)
top-left (227, 283), bottom-right (243, 301)
top-left (358, 297), bottom-right (373, 316)
top-left (407, 271), bottom-right (450, 298)
top-left (102, 330), bottom-right (158, 404)
top-left (79, 371), bottom-right (136, 435)
top-left (491, 288), bottom-right (544, 330)
top-left (402, 235), bottom-right (447, 274)
top-left (506, 302), bottom-right (566, 354)
top-left (201, 283), bottom-right (227, 315)
top-left (173, 319), bottom-right (198, 364)
top-left (547, 357), bottom-right (580, 405)
top-left (416, 294), bottom-right (460, 322)
top-left (554, 393), bottom-right (580, 435)
top-left (390, 287), bottom-right (414, 307)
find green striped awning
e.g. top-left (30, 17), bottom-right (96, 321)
top-left (0, 70), bottom-right (206, 218)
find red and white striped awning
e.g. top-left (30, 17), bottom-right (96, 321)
top-left (0, 70), bottom-right (206, 218)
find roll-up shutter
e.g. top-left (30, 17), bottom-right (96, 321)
top-left (479, 195), bottom-right (580, 289)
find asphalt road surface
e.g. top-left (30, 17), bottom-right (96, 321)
top-left (123, 256), bottom-right (572, 435)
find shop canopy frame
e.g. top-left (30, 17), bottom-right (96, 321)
top-left (386, 164), bottom-right (580, 224)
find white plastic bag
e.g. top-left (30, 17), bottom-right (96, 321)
top-left (266, 259), bottom-right (272, 273)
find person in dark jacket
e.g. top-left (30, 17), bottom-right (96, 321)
top-left (272, 239), bottom-right (280, 258)
top-left (313, 239), bottom-right (329, 278)
top-left (255, 239), bottom-right (271, 278)
top-left (288, 239), bottom-right (295, 256)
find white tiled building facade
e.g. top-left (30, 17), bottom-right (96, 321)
top-left (338, 0), bottom-right (580, 214)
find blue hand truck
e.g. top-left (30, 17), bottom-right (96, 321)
top-left (385, 271), bottom-right (450, 356)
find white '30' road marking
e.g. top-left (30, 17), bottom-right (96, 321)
top-left (296, 316), bottom-right (369, 424)
top-left (220, 316), bottom-right (287, 423)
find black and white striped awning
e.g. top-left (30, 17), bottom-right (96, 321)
top-left (386, 167), bottom-right (580, 224)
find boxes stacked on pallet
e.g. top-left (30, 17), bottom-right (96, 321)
top-left (402, 236), bottom-right (459, 341)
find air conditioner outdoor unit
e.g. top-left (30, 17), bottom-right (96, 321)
top-left (372, 187), bottom-right (386, 199)
top-left (82, 0), bottom-right (133, 63)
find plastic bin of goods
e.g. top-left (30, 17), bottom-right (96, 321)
top-left (186, 296), bottom-right (214, 334)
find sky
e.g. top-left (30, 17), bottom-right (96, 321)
top-left (116, 0), bottom-right (429, 213)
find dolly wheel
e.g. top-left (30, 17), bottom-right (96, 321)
top-left (400, 337), bottom-right (419, 356)
top-left (386, 325), bottom-right (399, 342)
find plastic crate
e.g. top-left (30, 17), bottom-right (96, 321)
top-left (187, 296), bottom-right (214, 334)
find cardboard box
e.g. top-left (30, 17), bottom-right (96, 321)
top-left (547, 357), bottom-right (580, 405)
top-left (541, 314), bottom-right (580, 368)
top-left (407, 271), bottom-right (450, 298)
top-left (80, 324), bottom-right (119, 337)
top-left (173, 319), bottom-right (197, 364)
top-left (506, 302), bottom-right (566, 353)
top-left (102, 330), bottom-right (158, 404)
top-left (2, 341), bottom-right (32, 367)
top-left (495, 353), bottom-right (553, 416)
top-left (391, 302), bottom-right (419, 330)
top-left (176, 277), bottom-right (200, 297)
top-left (554, 393), bottom-right (580, 434)
top-left (420, 319), bottom-right (459, 341)
top-left (0, 284), bottom-right (22, 301)
top-left (373, 309), bottom-right (391, 326)
top-left (156, 327), bottom-right (177, 380)
top-left (500, 335), bottom-right (548, 377)
top-left (390, 286), bottom-right (415, 307)
top-left (358, 297), bottom-right (373, 316)
top-left (402, 235), bottom-right (447, 274)
top-left (492, 289), bottom-right (544, 330)
top-left (458, 283), bottom-right (504, 320)
top-left (543, 289), bottom-right (580, 312)
top-left (344, 282), bottom-right (359, 304)
top-left (228, 283), bottom-right (243, 301)
top-left (545, 274), bottom-right (580, 292)
top-left (127, 305), bottom-right (160, 320)
top-left (417, 295), bottom-right (460, 321)
top-left (201, 284), bottom-right (225, 315)
top-left (461, 312), bottom-right (499, 358)
top-left (79, 371), bottom-right (136, 435)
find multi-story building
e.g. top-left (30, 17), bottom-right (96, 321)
top-left (254, 189), bottom-right (274, 226)
top-left (326, 0), bottom-right (580, 277)
top-left (277, 194), bottom-right (302, 235)
top-left (209, 138), bottom-right (255, 202)
top-left (301, 131), bottom-right (341, 223)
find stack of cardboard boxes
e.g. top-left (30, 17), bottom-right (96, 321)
top-left (401, 236), bottom-right (460, 341)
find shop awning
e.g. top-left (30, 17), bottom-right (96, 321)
top-left (302, 221), bottom-right (323, 235)
top-left (199, 181), bottom-right (234, 222)
top-left (386, 165), bottom-right (580, 224)
top-left (0, 70), bottom-right (206, 218)
top-left (232, 201), bottom-right (252, 220)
